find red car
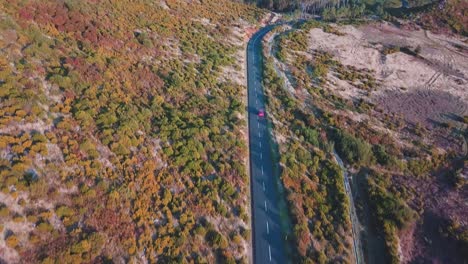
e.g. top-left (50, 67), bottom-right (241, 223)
top-left (258, 109), bottom-right (265, 117)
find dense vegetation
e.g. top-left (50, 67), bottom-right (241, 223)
top-left (241, 0), bottom-right (298, 11)
top-left (365, 172), bottom-right (416, 263)
top-left (0, 0), bottom-right (264, 262)
top-left (240, 0), bottom-right (409, 14)
top-left (417, 0), bottom-right (467, 36)
top-left (241, 0), bottom-right (462, 27)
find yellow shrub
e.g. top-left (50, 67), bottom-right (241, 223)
top-left (6, 234), bottom-right (19, 248)
top-left (15, 109), bottom-right (27, 117)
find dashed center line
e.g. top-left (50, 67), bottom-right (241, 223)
top-left (266, 221), bottom-right (269, 234)
top-left (263, 181), bottom-right (265, 191)
top-left (261, 166), bottom-right (264, 175)
top-left (268, 245), bottom-right (272, 262)
top-left (265, 201), bottom-right (268, 212)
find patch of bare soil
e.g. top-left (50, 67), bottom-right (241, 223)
top-left (389, 165), bottom-right (468, 263)
top-left (307, 22), bottom-right (468, 126)
top-left (376, 89), bottom-right (466, 126)
top-left (375, 88), bottom-right (466, 152)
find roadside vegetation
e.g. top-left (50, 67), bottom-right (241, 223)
top-left (0, 0), bottom-right (264, 262)
top-left (262, 19), bottom-right (467, 263)
top-left (263, 23), bottom-right (354, 262)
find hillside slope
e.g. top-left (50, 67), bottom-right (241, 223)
top-left (262, 20), bottom-right (467, 263)
top-left (0, 0), bottom-right (265, 262)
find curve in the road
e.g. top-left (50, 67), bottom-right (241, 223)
top-left (247, 25), bottom-right (289, 264)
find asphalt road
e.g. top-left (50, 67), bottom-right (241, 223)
top-left (247, 26), bottom-right (288, 264)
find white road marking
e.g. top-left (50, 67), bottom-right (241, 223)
top-left (261, 166), bottom-right (264, 175)
top-left (268, 245), bottom-right (272, 262)
top-left (258, 122), bottom-right (259, 128)
top-left (265, 201), bottom-right (267, 212)
top-left (260, 153), bottom-right (263, 160)
top-left (263, 181), bottom-right (265, 191)
top-left (266, 221), bottom-right (269, 234)
top-left (259, 131), bottom-right (261, 137)
top-left (251, 31), bottom-right (262, 45)
top-left (259, 141), bottom-right (262, 148)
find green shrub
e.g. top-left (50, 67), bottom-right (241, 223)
top-left (373, 144), bottom-right (391, 165)
top-left (333, 130), bottom-right (374, 166)
top-left (407, 158), bottom-right (433, 177)
top-left (36, 221), bottom-right (54, 232)
top-left (367, 172), bottom-right (416, 262)
top-left (206, 229), bottom-right (228, 249)
top-left (56, 206), bottom-right (74, 219)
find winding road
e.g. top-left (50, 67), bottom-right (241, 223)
top-left (247, 26), bottom-right (288, 264)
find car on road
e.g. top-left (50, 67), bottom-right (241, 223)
top-left (258, 109), bottom-right (265, 117)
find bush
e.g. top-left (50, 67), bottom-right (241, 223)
top-left (383, 45), bottom-right (400, 55)
top-left (71, 239), bottom-right (91, 254)
top-left (333, 130), bottom-right (374, 166)
top-left (303, 127), bottom-right (319, 147)
top-left (0, 204), bottom-right (9, 217)
top-left (240, 227), bottom-right (250, 240)
top-left (407, 158), bottom-right (433, 177)
top-left (373, 144), bottom-right (391, 165)
top-left (194, 225), bottom-right (207, 236)
top-left (36, 221), bottom-right (54, 232)
top-left (13, 215), bottom-right (23, 223)
top-left (367, 172), bottom-right (416, 261)
top-left (6, 234), bottom-right (19, 248)
top-left (206, 229), bottom-right (228, 249)
top-left (55, 205), bottom-right (74, 219)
